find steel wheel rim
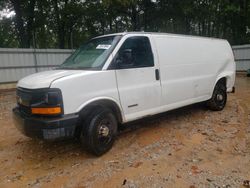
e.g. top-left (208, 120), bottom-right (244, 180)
top-left (216, 89), bottom-right (226, 107)
top-left (97, 118), bottom-right (112, 146)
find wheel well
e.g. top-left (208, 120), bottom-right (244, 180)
top-left (217, 77), bottom-right (227, 87)
top-left (79, 99), bottom-right (123, 124)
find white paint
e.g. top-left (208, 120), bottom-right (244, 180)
top-left (17, 70), bottom-right (88, 89)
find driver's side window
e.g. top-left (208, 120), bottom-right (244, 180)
top-left (112, 36), bottom-right (154, 69)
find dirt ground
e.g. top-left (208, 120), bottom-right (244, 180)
top-left (0, 75), bottom-right (249, 188)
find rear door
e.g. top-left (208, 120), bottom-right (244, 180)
top-left (113, 35), bottom-right (161, 122)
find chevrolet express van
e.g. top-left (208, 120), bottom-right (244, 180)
top-left (13, 32), bottom-right (235, 155)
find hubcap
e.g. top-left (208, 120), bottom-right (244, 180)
top-left (99, 125), bottom-right (110, 137)
top-left (217, 94), bottom-right (224, 101)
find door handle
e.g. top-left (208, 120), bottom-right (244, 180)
top-left (155, 69), bottom-right (160, 81)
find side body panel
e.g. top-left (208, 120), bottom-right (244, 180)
top-left (153, 35), bottom-right (235, 108)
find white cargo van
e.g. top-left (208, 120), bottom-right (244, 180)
top-left (13, 32), bottom-right (235, 155)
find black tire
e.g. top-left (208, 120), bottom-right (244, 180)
top-left (80, 108), bottom-right (117, 156)
top-left (206, 82), bottom-right (227, 111)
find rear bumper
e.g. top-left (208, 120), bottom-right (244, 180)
top-left (12, 107), bottom-right (79, 140)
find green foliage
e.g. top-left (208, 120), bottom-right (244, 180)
top-left (0, 0), bottom-right (249, 48)
top-left (0, 17), bottom-right (18, 47)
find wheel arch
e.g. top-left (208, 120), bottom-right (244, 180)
top-left (209, 75), bottom-right (228, 99)
top-left (214, 73), bottom-right (233, 90)
top-left (77, 97), bottom-right (124, 124)
top-left (215, 76), bottom-right (227, 87)
top-left (207, 76), bottom-right (228, 111)
top-left (74, 97), bottom-right (124, 138)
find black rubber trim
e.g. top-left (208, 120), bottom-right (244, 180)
top-left (13, 107), bottom-right (79, 140)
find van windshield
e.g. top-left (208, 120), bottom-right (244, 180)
top-left (59, 35), bottom-right (121, 70)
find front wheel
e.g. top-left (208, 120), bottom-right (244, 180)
top-left (80, 108), bottom-right (117, 156)
top-left (206, 82), bottom-right (227, 111)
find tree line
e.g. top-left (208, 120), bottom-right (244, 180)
top-left (0, 0), bottom-right (249, 49)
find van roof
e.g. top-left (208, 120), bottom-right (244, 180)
top-left (94, 32), bottom-right (227, 42)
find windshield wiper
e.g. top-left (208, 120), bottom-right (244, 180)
top-left (57, 66), bottom-right (100, 70)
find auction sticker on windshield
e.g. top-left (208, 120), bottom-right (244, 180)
top-left (96, 44), bottom-right (111, 50)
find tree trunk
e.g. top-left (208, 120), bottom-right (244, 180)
top-left (53, 0), bottom-right (65, 49)
top-left (131, 5), bottom-right (138, 31)
top-left (109, 17), bottom-right (113, 32)
top-left (185, 16), bottom-right (190, 34)
top-left (26, 0), bottom-right (36, 48)
top-left (198, 22), bottom-right (201, 35)
top-left (10, 0), bottom-right (28, 48)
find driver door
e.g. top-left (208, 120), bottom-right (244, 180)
top-left (113, 36), bottom-right (162, 122)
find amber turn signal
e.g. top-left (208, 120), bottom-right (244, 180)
top-left (31, 107), bottom-right (62, 115)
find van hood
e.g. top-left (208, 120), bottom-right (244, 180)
top-left (17, 70), bottom-right (86, 89)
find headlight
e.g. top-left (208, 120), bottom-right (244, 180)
top-left (45, 91), bottom-right (62, 106)
top-left (30, 89), bottom-right (63, 116)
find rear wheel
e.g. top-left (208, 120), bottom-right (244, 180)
top-left (207, 81), bottom-right (227, 111)
top-left (80, 108), bottom-right (117, 156)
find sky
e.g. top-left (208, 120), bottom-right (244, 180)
top-left (0, 8), bottom-right (15, 19)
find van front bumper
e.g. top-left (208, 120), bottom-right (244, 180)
top-left (12, 107), bottom-right (79, 140)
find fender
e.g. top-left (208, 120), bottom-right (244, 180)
top-left (76, 96), bottom-right (125, 122)
top-left (214, 71), bottom-right (235, 92)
